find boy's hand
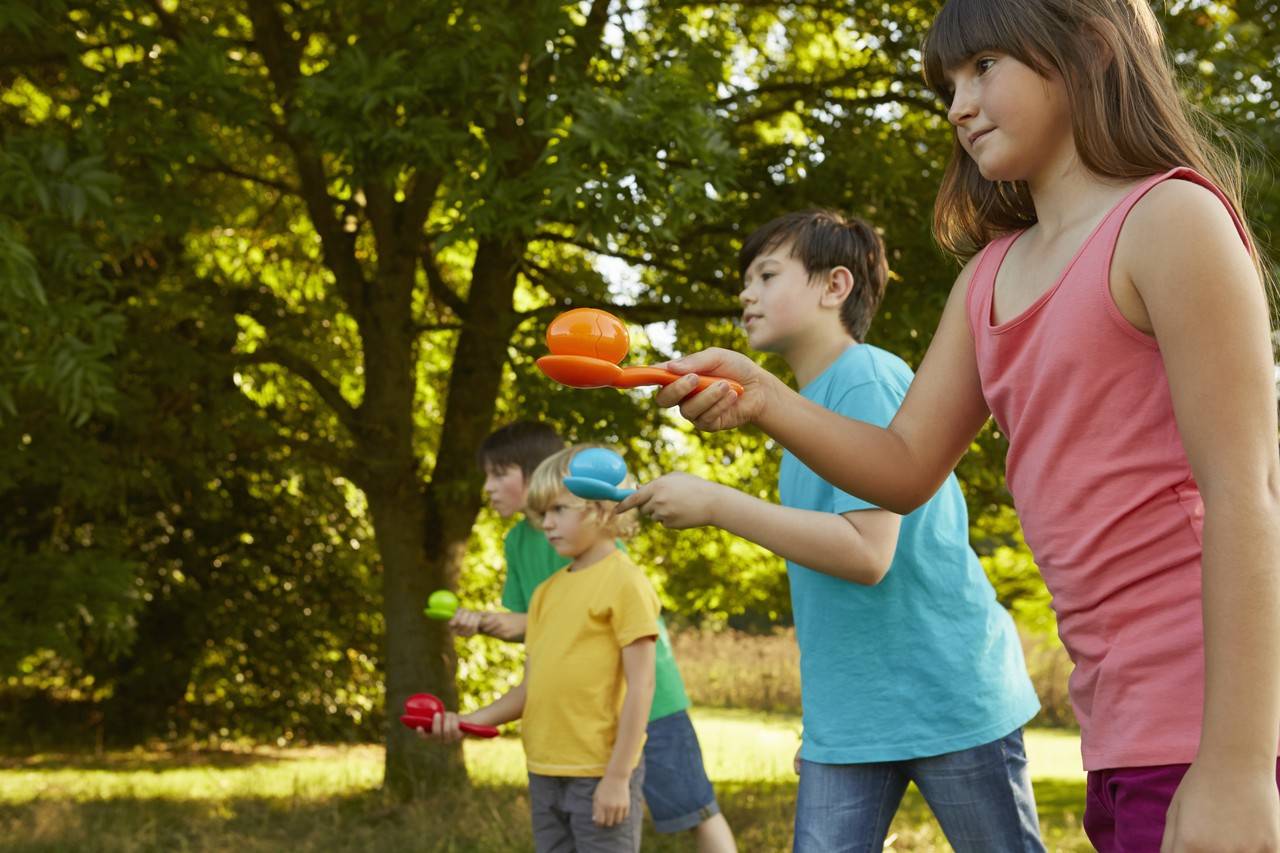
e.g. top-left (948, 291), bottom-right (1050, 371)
top-left (616, 473), bottom-right (721, 528)
top-left (448, 607), bottom-right (484, 637)
top-left (592, 773), bottom-right (631, 827)
top-left (479, 611), bottom-right (527, 641)
top-left (652, 348), bottom-right (773, 432)
top-left (413, 710), bottom-right (465, 744)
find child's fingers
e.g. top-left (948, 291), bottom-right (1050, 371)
top-left (448, 609), bottom-right (483, 636)
top-left (687, 383), bottom-right (739, 429)
top-left (653, 374), bottom-right (701, 408)
top-left (614, 483), bottom-right (654, 515)
top-left (429, 711), bottom-right (464, 743)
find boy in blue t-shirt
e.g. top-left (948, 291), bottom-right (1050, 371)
top-left (618, 210), bottom-right (1045, 851)
top-left (449, 422), bottom-right (736, 852)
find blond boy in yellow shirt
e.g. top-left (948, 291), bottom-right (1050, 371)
top-left (421, 445), bottom-right (658, 852)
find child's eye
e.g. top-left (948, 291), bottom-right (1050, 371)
top-left (761, 272), bottom-right (775, 282)
top-left (975, 56), bottom-right (996, 74)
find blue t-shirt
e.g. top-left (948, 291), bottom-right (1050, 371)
top-left (780, 344), bottom-right (1039, 763)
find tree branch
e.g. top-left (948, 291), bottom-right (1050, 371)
top-left (191, 159), bottom-right (300, 195)
top-left (239, 346), bottom-right (361, 438)
top-left (532, 231), bottom-right (691, 277)
top-left (246, 2), bottom-right (368, 320)
top-left (422, 244), bottom-right (467, 320)
top-left (518, 301), bottom-right (740, 325)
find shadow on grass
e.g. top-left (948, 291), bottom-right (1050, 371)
top-left (0, 745), bottom-right (379, 773)
top-left (0, 773), bottom-right (1089, 852)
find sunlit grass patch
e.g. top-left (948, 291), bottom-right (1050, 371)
top-left (0, 709), bottom-right (1090, 851)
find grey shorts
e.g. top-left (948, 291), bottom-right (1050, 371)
top-left (529, 760), bottom-right (645, 853)
top-left (643, 709), bottom-right (721, 833)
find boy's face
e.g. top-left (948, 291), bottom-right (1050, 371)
top-left (739, 244), bottom-right (827, 354)
top-left (482, 465), bottom-right (527, 518)
top-left (538, 491), bottom-right (606, 558)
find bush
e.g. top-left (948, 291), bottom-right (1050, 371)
top-left (667, 624), bottom-right (1077, 729)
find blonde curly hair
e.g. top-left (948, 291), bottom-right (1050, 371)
top-left (525, 444), bottom-right (639, 540)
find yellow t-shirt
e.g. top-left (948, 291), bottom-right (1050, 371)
top-left (522, 549), bottom-right (660, 777)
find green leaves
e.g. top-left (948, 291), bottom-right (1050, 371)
top-left (0, 137), bottom-right (125, 426)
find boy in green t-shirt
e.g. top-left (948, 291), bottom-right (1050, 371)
top-left (450, 422), bottom-right (736, 852)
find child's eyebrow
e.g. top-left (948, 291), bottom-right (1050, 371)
top-left (748, 256), bottom-right (782, 275)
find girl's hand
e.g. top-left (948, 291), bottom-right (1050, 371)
top-left (414, 711), bottom-right (464, 744)
top-left (592, 773), bottom-right (631, 827)
top-left (448, 607), bottom-right (484, 637)
top-left (1161, 760), bottom-right (1280, 851)
top-left (652, 348), bottom-right (773, 432)
top-left (615, 473), bottom-right (721, 528)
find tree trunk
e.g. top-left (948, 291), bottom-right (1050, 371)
top-left (369, 482), bottom-right (467, 797)
top-left (380, 241), bottom-right (521, 798)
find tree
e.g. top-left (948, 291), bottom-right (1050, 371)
top-left (5, 0), bottom-right (1275, 798)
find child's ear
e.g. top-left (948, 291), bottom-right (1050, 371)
top-left (822, 266), bottom-right (855, 307)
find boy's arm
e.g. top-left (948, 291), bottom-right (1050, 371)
top-left (594, 637), bottom-right (656, 827)
top-left (644, 260), bottom-right (991, 515)
top-left (623, 473), bottom-right (899, 585)
top-left (448, 609), bottom-right (527, 641)
top-left (417, 662), bottom-right (527, 743)
top-left (462, 661), bottom-right (528, 728)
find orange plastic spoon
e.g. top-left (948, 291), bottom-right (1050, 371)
top-left (538, 308), bottom-right (744, 396)
top-left (537, 354), bottom-right (743, 395)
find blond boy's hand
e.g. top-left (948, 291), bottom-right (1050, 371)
top-left (413, 711), bottom-right (464, 744)
top-left (592, 774), bottom-right (631, 827)
top-left (652, 348), bottom-right (772, 432)
top-left (448, 607), bottom-right (484, 637)
top-left (616, 472), bottom-right (721, 528)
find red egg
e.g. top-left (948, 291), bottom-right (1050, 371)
top-left (545, 308), bottom-right (629, 364)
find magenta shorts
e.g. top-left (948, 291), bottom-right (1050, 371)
top-left (1085, 760), bottom-right (1280, 852)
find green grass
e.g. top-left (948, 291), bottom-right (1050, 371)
top-left (0, 709), bottom-right (1089, 852)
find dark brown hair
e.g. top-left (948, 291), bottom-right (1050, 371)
top-left (739, 209), bottom-right (890, 342)
top-left (477, 422), bottom-right (565, 478)
top-left (920, 0), bottom-right (1264, 277)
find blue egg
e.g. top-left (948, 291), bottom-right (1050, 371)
top-left (569, 448), bottom-right (628, 486)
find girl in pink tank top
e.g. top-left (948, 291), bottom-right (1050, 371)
top-left (638, 1), bottom-right (1280, 850)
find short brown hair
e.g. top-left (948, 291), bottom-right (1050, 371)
top-left (524, 445), bottom-right (639, 540)
top-left (739, 209), bottom-right (889, 342)
top-left (477, 422), bottom-right (566, 479)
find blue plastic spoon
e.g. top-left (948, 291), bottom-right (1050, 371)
top-left (563, 476), bottom-right (636, 502)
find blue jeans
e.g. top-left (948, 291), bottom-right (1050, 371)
top-left (794, 729), bottom-right (1045, 853)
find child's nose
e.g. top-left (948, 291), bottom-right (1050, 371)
top-left (948, 86), bottom-right (977, 126)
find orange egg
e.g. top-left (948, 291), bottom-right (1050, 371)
top-left (545, 308), bottom-right (629, 364)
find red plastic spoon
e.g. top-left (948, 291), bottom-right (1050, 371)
top-left (536, 354), bottom-right (743, 395)
top-left (400, 693), bottom-right (499, 738)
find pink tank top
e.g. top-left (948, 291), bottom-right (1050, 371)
top-left (966, 168), bottom-right (1254, 770)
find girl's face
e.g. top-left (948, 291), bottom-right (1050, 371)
top-left (538, 491), bottom-right (608, 558)
top-left (739, 246), bottom-right (825, 355)
top-left (945, 51), bottom-right (1073, 184)
top-left (483, 465), bottom-right (527, 518)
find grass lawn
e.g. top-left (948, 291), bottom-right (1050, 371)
top-left (0, 709), bottom-right (1090, 852)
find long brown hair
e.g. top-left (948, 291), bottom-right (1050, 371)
top-left (920, 0), bottom-right (1264, 277)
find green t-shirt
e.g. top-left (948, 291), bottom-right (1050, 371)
top-left (501, 518), bottom-right (690, 722)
